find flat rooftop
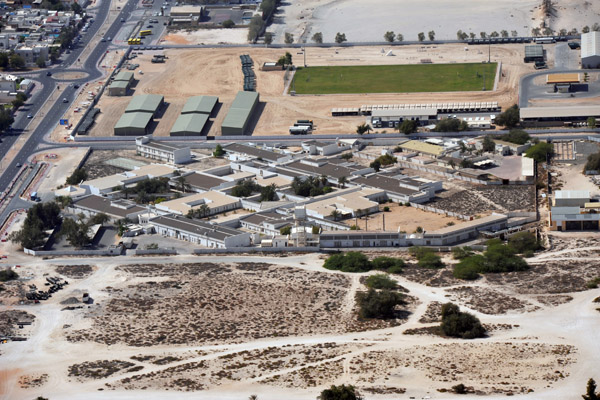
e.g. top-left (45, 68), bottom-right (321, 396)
top-left (150, 215), bottom-right (242, 241)
top-left (73, 195), bottom-right (145, 218)
top-left (182, 172), bottom-right (227, 191)
top-left (225, 143), bottom-right (282, 162)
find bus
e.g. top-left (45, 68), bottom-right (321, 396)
top-left (128, 38), bottom-right (141, 45)
top-left (139, 30), bottom-right (152, 36)
top-left (534, 37), bottom-right (556, 44)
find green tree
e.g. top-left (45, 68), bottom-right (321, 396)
top-left (480, 31), bottom-right (487, 38)
top-left (330, 209), bottom-right (341, 221)
top-left (231, 179), bottom-right (260, 197)
top-left (396, 33), bottom-right (404, 42)
top-left (60, 217), bottom-right (92, 248)
top-left (213, 144), bottom-right (225, 157)
top-left (384, 31), bottom-right (395, 42)
top-left (428, 30), bottom-right (435, 40)
top-left (453, 255), bottom-right (485, 280)
top-left (494, 104), bottom-right (520, 128)
top-left (247, 15), bottom-right (265, 42)
top-left (371, 256), bottom-right (405, 273)
top-left (338, 176), bottom-right (348, 188)
top-left (588, 117), bottom-right (597, 128)
top-left (434, 118), bottom-right (468, 132)
top-left (418, 252), bottom-right (444, 269)
top-left (525, 142), bottom-right (554, 163)
top-left (500, 29), bottom-right (509, 38)
top-left (0, 269), bottom-right (18, 282)
top-left (418, 32), bottom-right (425, 41)
top-left (482, 239), bottom-right (529, 273)
top-left (356, 123), bottom-right (371, 134)
top-left (0, 52), bottom-right (8, 68)
top-left (280, 225), bottom-right (292, 235)
top-left (482, 135), bottom-right (496, 152)
top-left (335, 32), bottom-right (347, 44)
top-left (508, 231), bottom-right (541, 254)
top-left (582, 378), bottom-right (599, 400)
top-left (584, 152), bottom-right (600, 172)
top-left (9, 54), bottom-right (25, 70)
top-left (318, 385), bottom-right (363, 400)
top-left (312, 32), bottom-right (323, 44)
top-left (501, 128), bottom-right (530, 145)
top-left (260, 183), bottom-right (277, 201)
top-left (369, 159), bottom-right (381, 172)
top-left (71, 1), bottom-right (82, 13)
top-left (284, 51), bottom-right (292, 65)
top-left (35, 56), bottom-right (46, 68)
top-left (399, 119), bottom-right (417, 134)
top-left (222, 19), bottom-right (235, 28)
top-left (197, 204), bottom-right (211, 218)
top-left (583, 26), bottom-right (590, 34)
top-left (89, 213), bottom-right (110, 226)
top-left (323, 251), bottom-right (371, 272)
top-left (357, 288), bottom-right (405, 319)
top-left (263, 32), bottom-right (273, 45)
top-left (175, 175), bottom-right (191, 193)
top-left (66, 168), bottom-right (88, 185)
top-left (490, 31), bottom-right (499, 38)
top-left (284, 32), bottom-right (294, 44)
top-left (511, 30), bottom-right (518, 37)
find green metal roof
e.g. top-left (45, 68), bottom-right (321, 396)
top-left (170, 113), bottom-right (209, 135)
top-left (125, 94), bottom-right (164, 113)
top-left (230, 91), bottom-right (258, 110)
top-left (114, 71), bottom-right (134, 82)
top-left (115, 112), bottom-right (153, 129)
top-left (181, 95), bottom-right (218, 114)
top-left (222, 107), bottom-right (252, 130)
top-left (109, 80), bottom-right (129, 89)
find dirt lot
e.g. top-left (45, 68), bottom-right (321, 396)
top-left (343, 202), bottom-right (461, 232)
top-left (88, 44), bottom-right (527, 137)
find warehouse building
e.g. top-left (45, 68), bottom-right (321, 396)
top-left (169, 5), bottom-right (205, 24)
top-left (181, 95), bottom-right (218, 116)
top-left (114, 112), bottom-right (153, 136)
top-left (135, 136), bottom-right (191, 164)
top-left (149, 215), bottom-right (251, 248)
top-left (524, 44), bottom-right (544, 63)
top-left (582, 32), bottom-right (600, 69)
top-left (170, 113), bottom-right (209, 136)
top-left (371, 108), bottom-right (437, 128)
top-left (549, 190), bottom-right (600, 231)
top-left (125, 94), bottom-right (164, 117)
top-left (108, 80), bottom-right (129, 96)
top-left (113, 70), bottom-right (134, 84)
top-left (520, 106), bottom-right (600, 127)
top-left (221, 91), bottom-right (259, 136)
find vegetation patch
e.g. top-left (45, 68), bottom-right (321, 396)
top-left (292, 63), bottom-right (498, 94)
top-left (323, 252), bottom-right (405, 273)
top-left (68, 360), bottom-right (137, 381)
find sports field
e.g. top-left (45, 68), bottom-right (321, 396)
top-left (291, 63), bottom-right (498, 94)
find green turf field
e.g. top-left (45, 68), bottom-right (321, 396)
top-left (291, 63), bottom-right (498, 94)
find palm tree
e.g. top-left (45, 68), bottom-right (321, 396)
top-left (320, 175), bottom-right (328, 186)
top-left (176, 176), bottom-right (191, 193)
top-left (338, 176), bottom-right (348, 188)
top-left (330, 209), bottom-right (341, 221)
top-left (198, 204), bottom-right (210, 218)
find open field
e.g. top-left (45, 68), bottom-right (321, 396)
top-left (88, 44), bottom-right (527, 137)
top-left (292, 63), bottom-right (498, 94)
top-left (271, 0), bottom-right (600, 43)
top-left (2, 239), bottom-right (600, 399)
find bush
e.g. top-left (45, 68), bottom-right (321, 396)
top-left (323, 251), bottom-right (371, 273)
top-left (587, 277), bottom-right (600, 289)
top-left (280, 226), bottom-right (291, 235)
top-left (482, 240), bottom-right (528, 273)
top-left (508, 231), bottom-right (541, 254)
top-left (318, 385), bottom-right (363, 400)
top-left (452, 383), bottom-right (467, 394)
top-left (371, 256), bottom-right (405, 272)
top-left (453, 255), bottom-right (484, 280)
top-left (418, 252), bottom-right (444, 269)
top-left (452, 246), bottom-right (474, 260)
top-left (584, 152), bottom-right (600, 173)
top-left (525, 141), bottom-right (554, 163)
top-left (356, 288), bottom-right (404, 319)
top-left (365, 274), bottom-right (397, 290)
top-left (222, 19), bottom-right (235, 28)
top-left (66, 168), bottom-right (88, 185)
top-left (440, 303), bottom-right (486, 339)
top-left (434, 118), bottom-right (469, 132)
top-left (500, 128), bottom-right (530, 145)
top-left (494, 104), bottom-right (520, 128)
top-left (0, 269), bottom-right (18, 282)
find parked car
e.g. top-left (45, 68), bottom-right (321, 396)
top-left (62, 98), bottom-right (68, 103)
top-left (46, 71), bottom-right (52, 76)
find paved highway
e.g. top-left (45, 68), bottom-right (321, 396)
top-left (0, 0), bottom-right (142, 227)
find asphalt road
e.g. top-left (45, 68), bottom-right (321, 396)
top-left (0, 0), bottom-right (141, 225)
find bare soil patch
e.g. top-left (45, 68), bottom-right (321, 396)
top-left (55, 265), bottom-right (94, 279)
top-left (447, 286), bottom-right (539, 315)
top-left (419, 301), bottom-right (443, 323)
top-left (349, 343), bottom-right (575, 395)
top-left (0, 310), bottom-right (35, 337)
top-left (18, 374), bottom-right (48, 389)
top-left (66, 263), bottom-right (403, 347)
top-left (68, 360), bottom-right (139, 381)
top-left (401, 264), bottom-right (463, 287)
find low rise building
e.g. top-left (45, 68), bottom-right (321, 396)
top-left (80, 164), bottom-right (177, 195)
top-left (135, 136), bottom-right (191, 164)
top-left (155, 191), bottom-right (241, 216)
top-left (225, 143), bottom-right (292, 164)
top-left (305, 188), bottom-right (385, 220)
top-left (69, 195), bottom-right (147, 222)
top-left (301, 140), bottom-right (351, 156)
top-left (150, 215), bottom-right (251, 248)
top-left (549, 190), bottom-right (600, 231)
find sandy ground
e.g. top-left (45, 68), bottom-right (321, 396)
top-left (89, 43), bottom-right (527, 137)
top-left (1, 244), bottom-right (600, 399)
top-left (162, 28), bottom-right (249, 45)
top-left (343, 202), bottom-right (461, 233)
top-left (270, 0), bottom-right (600, 43)
top-left (31, 147), bottom-right (90, 194)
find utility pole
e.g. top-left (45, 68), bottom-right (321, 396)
top-left (488, 43), bottom-right (491, 63)
top-left (303, 47), bottom-right (306, 67)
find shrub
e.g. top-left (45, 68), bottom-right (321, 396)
top-left (453, 255), bottom-right (484, 280)
top-left (508, 231), bottom-right (541, 254)
top-left (0, 269), bottom-right (18, 282)
top-left (587, 277), bottom-right (600, 289)
top-left (365, 274), bottom-right (397, 290)
top-left (318, 384), bottom-right (363, 400)
top-left (452, 383), bottom-right (467, 394)
top-left (452, 246), bottom-right (474, 260)
top-left (356, 288), bottom-right (404, 319)
top-left (440, 303), bottom-right (486, 339)
top-left (222, 19), bottom-right (235, 28)
top-left (371, 256), bottom-right (405, 272)
top-left (280, 226), bottom-right (291, 235)
top-left (482, 240), bottom-right (529, 273)
top-left (66, 168), bottom-right (88, 185)
top-left (500, 128), bottom-right (529, 145)
top-left (525, 142), bottom-right (554, 163)
top-left (383, 206), bottom-right (390, 212)
top-left (323, 251), bottom-right (371, 273)
top-left (418, 252), bottom-right (444, 269)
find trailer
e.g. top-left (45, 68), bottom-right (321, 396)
top-left (289, 126), bottom-right (312, 135)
